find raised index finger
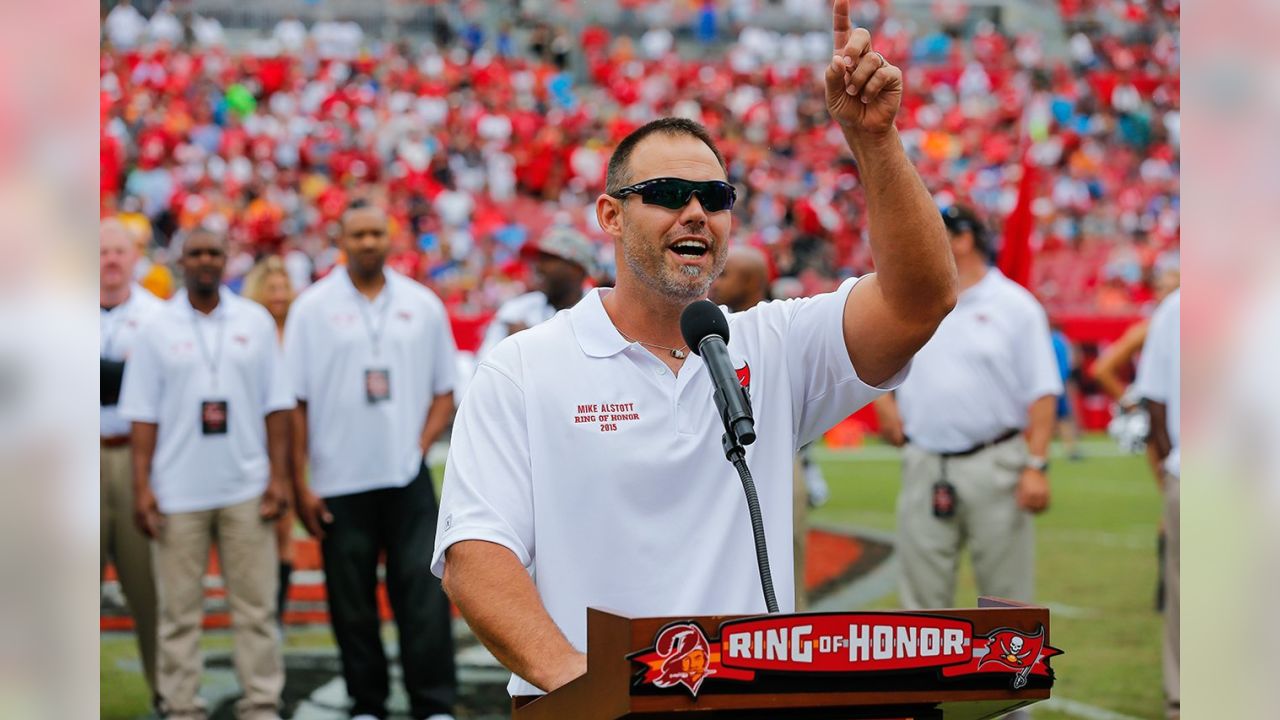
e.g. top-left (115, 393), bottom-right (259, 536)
top-left (832, 0), bottom-right (851, 52)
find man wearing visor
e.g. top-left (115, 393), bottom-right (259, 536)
top-left (432, 0), bottom-right (959, 700)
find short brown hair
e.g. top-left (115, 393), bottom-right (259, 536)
top-left (605, 117), bottom-right (727, 195)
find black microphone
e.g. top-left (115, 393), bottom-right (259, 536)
top-left (680, 299), bottom-right (756, 455)
top-left (681, 299), bottom-right (778, 613)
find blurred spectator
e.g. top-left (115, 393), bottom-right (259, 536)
top-left (100, 0), bottom-right (1179, 322)
top-left (118, 228), bottom-right (294, 720)
top-left (104, 0), bottom-right (147, 50)
top-left (1050, 325), bottom-right (1083, 460)
top-left (191, 14), bottom-right (226, 50)
top-left (147, 2), bottom-right (184, 47)
top-left (273, 15), bottom-right (309, 55)
top-left (874, 206), bottom-right (1062, 624)
top-left (100, 219), bottom-right (166, 709)
top-left (476, 226), bottom-right (595, 361)
top-left (242, 256), bottom-right (299, 626)
top-left (285, 201), bottom-right (459, 720)
top-left (1134, 289), bottom-right (1181, 720)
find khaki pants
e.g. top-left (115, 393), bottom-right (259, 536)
top-left (896, 438), bottom-right (1034, 610)
top-left (101, 443), bottom-right (159, 694)
top-left (792, 456), bottom-right (808, 611)
top-left (154, 497), bottom-right (282, 720)
top-left (1163, 472), bottom-right (1180, 718)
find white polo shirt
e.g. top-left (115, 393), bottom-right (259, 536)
top-left (101, 285), bottom-right (166, 438)
top-left (1134, 290), bottom-right (1180, 477)
top-left (119, 288), bottom-right (295, 514)
top-left (284, 266), bottom-right (457, 498)
top-left (476, 291), bottom-right (558, 362)
top-left (894, 268), bottom-right (1063, 454)
top-left (432, 276), bottom-right (904, 697)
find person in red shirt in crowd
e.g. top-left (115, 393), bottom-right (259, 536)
top-left (100, 0), bottom-right (1177, 321)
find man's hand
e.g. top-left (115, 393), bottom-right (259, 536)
top-left (296, 489), bottom-right (334, 540)
top-left (872, 395), bottom-right (906, 447)
top-left (826, 0), bottom-right (902, 135)
top-left (260, 475), bottom-right (290, 521)
top-left (881, 423), bottom-right (906, 447)
top-left (545, 651), bottom-right (588, 692)
top-left (134, 486), bottom-right (164, 538)
top-left (1016, 468), bottom-right (1051, 514)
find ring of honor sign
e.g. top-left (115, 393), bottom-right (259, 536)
top-left (628, 613), bottom-right (1062, 699)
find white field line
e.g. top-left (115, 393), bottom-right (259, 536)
top-left (1041, 696), bottom-right (1150, 720)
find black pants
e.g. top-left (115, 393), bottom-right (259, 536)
top-left (320, 463), bottom-right (457, 719)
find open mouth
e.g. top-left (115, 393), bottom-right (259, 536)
top-left (669, 238), bottom-right (710, 259)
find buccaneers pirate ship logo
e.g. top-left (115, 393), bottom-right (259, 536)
top-left (643, 622), bottom-right (716, 697)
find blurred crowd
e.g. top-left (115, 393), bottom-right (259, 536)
top-left (101, 0), bottom-right (1180, 336)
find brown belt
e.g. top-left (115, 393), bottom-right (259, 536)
top-left (101, 435), bottom-right (131, 448)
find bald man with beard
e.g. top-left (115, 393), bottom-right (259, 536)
top-left (710, 246), bottom-right (828, 609)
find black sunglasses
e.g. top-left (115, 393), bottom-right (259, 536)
top-left (609, 177), bottom-right (737, 212)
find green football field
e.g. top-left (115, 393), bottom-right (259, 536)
top-left (811, 438), bottom-right (1165, 719)
top-left (102, 436), bottom-right (1165, 719)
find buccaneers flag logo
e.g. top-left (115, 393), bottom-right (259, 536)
top-left (735, 362), bottom-right (750, 389)
top-left (976, 626), bottom-right (1060, 688)
top-left (649, 622), bottom-right (716, 696)
top-left (941, 624), bottom-right (1061, 689)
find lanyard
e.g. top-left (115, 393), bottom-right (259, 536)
top-left (354, 284), bottom-right (393, 358)
top-left (190, 308), bottom-right (227, 392)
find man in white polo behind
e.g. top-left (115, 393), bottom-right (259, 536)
top-left (875, 205), bottom-right (1061, 613)
top-left (119, 227), bottom-right (293, 720)
top-left (286, 200), bottom-right (458, 720)
top-left (476, 226), bottom-right (596, 362)
top-left (100, 218), bottom-right (166, 702)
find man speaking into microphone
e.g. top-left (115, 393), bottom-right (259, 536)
top-left (432, 0), bottom-right (957, 699)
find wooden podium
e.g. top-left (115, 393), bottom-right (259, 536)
top-left (512, 597), bottom-right (1058, 719)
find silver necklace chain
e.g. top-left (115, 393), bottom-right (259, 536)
top-left (617, 329), bottom-right (689, 360)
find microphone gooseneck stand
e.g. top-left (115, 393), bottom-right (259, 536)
top-left (683, 298), bottom-right (778, 614)
top-left (723, 435), bottom-right (779, 614)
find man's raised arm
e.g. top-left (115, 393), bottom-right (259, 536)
top-left (825, 0), bottom-right (957, 386)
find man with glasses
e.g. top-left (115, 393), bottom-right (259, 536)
top-left (119, 227), bottom-right (294, 720)
top-left (432, 0), bottom-right (958, 699)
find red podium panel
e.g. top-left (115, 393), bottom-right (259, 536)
top-left (513, 597), bottom-right (1058, 719)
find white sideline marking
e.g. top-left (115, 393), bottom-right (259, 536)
top-left (1043, 602), bottom-right (1098, 619)
top-left (812, 440), bottom-right (1136, 463)
top-left (1042, 696), bottom-right (1148, 720)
